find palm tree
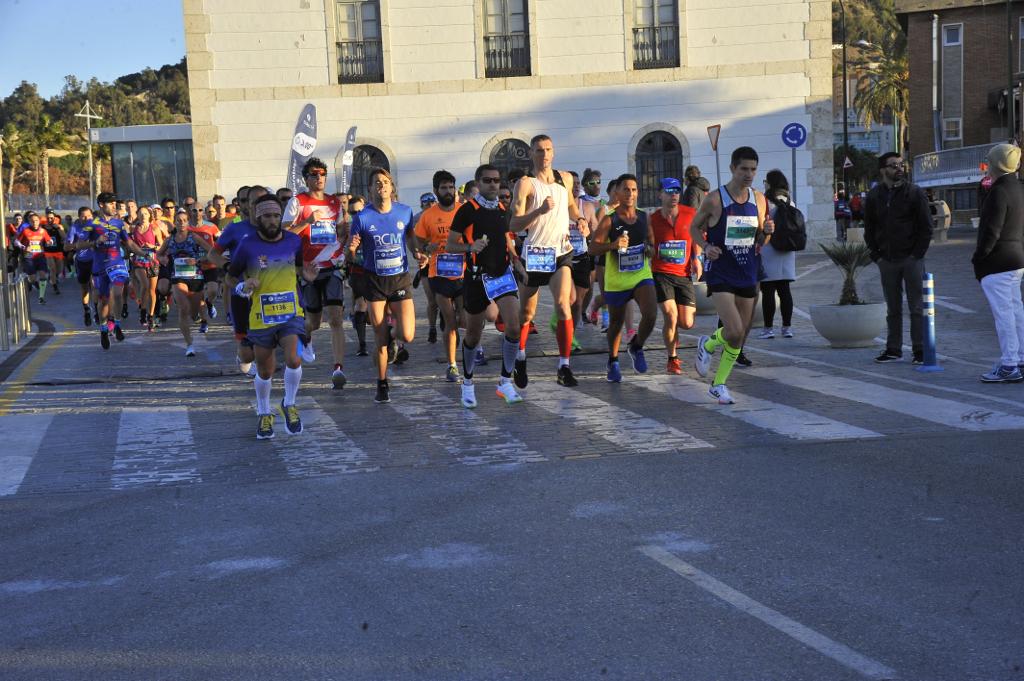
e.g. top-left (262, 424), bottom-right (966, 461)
top-left (1, 123), bottom-right (38, 200)
top-left (852, 47), bottom-right (909, 154)
top-left (34, 114), bottom-right (72, 209)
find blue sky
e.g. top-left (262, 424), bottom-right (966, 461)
top-left (0, 0), bottom-right (185, 99)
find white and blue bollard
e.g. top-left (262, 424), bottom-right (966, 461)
top-left (917, 272), bottom-right (944, 373)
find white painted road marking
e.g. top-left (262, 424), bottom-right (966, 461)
top-left (388, 385), bottom-right (547, 465)
top-left (526, 382), bottom-right (712, 452)
top-left (112, 407), bottom-right (202, 489)
top-left (0, 413), bottom-right (53, 496)
top-left (749, 366), bottom-right (1024, 431)
top-left (933, 295), bottom-right (975, 314)
top-left (633, 375), bottom-right (883, 441)
top-left (271, 397), bottom-right (378, 475)
top-left (640, 546), bottom-right (898, 680)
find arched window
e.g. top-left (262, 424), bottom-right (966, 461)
top-left (348, 145), bottom-right (390, 199)
top-left (635, 131), bottom-right (683, 207)
top-left (488, 138), bottom-right (532, 182)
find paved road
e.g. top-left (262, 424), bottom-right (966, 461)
top-left (1, 231), bottom-right (1022, 680)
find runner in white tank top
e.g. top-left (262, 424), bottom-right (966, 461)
top-left (509, 134), bottom-right (590, 388)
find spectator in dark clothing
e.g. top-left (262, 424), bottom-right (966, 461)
top-left (864, 151), bottom-right (933, 364)
top-left (681, 165), bottom-right (706, 210)
top-left (972, 143), bottom-right (1024, 382)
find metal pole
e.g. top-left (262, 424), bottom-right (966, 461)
top-left (714, 151), bottom-right (721, 188)
top-left (0, 133), bottom-right (9, 350)
top-left (1010, 0), bottom-right (1017, 143)
top-left (87, 119), bottom-right (94, 201)
top-left (841, 0), bottom-right (849, 193)
top-left (791, 147), bottom-right (798, 206)
top-left (917, 272), bottom-right (943, 373)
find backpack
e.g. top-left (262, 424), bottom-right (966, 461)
top-left (770, 201), bottom-right (807, 252)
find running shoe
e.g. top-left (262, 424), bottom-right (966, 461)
top-left (356, 344), bottom-right (369, 357)
top-left (53, 282), bottom-right (60, 295)
top-left (279, 400), bottom-right (303, 435)
top-left (912, 352), bottom-right (924, 366)
top-left (100, 329), bottom-right (110, 350)
top-left (588, 308), bottom-right (599, 325)
top-left (374, 380), bottom-right (391, 403)
top-left (557, 365), bottom-right (578, 387)
top-left (185, 345), bottom-right (196, 357)
top-left (461, 381), bottom-right (477, 408)
top-left (606, 360), bottom-right (622, 383)
top-left (300, 339), bottom-right (315, 363)
top-left (121, 302), bottom-right (129, 319)
top-left (781, 326), bottom-right (794, 338)
top-left (139, 309), bottom-right (146, 326)
top-left (980, 364), bottom-right (1024, 383)
top-left (199, 321), bottom-right (209, 334)
top-left (446, 365), bottom-right (459, 382)
top-left (495, 380), bottom-right (523, 404)
top-left (246, 364), bottom-right (257, 378)
top-left (475, 346), bottom-right (487, 365)
top-left (256, 414), bottom-right (275, 440)
top-left (38, 297), bottom-right (45, 305)
top-left (757, 327), bottom-right (775, 339)
top-left (736, 352), bottom-right (752, 367)
top-left (395, 346), bottom-right (409, 364)
top-left (387, 338), bottom-right (398, 364)
top-left (666, 356), bottom-right (682, 375)
top-left (332, 365), bottom-right (347, 389)
top-left (114, 324), bottom-right (124, 342)
top-left (427, 327), bottom-right (437, 344)
top-left (208, 303), bottom-right (218, 319)
top-left (627, 340), bottom-right (647, 373)
top-left (695, 335), bottom-right (713, 377)
top-left (708, 384), bottom-right (735, 405)
top-left (514, 357), bottom-right (529, 389)
top-left (874, 351), bottom-right (902, 363)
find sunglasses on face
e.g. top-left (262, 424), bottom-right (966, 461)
top-left (663, 188), bottom-right (680, 194)
top-left (306, 169), bottom-right (327, 177)
top-left (886, 163), bottom-right (905, 169)
top-left (585, 180), bottom-right (601, 186)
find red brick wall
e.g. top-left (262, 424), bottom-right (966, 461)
top-left (906, 5), bottom-right (1024, 160)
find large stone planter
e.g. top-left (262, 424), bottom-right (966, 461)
top-left (809, 302), bottom-right (886, 348)
top-left (694, 281), bottom-right (716, 315)
top-left (846, 226), bottom-right (865, 244)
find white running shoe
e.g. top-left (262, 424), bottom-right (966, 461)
top-left (185, 345), bottom-right (196, 358)
top-left (495, 380), bottom-right (523, 404)
top-left (782, 326), bottom-right (794, 338)
top-left (461, 381), bottom-right (477, 408)
top-left (695, 335), bottom-right (713, 377)
top-left (708, 384), bottom-right (735, 405)
top-left (757, 327), bottom-right (775, 339)
top-left (300, 339), bottom-right (316, 363)
top-left (246, 363), bottom-right (257, 378)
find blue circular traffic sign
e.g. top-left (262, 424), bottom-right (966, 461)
top-left (782, 123), bottom-right (807, 149)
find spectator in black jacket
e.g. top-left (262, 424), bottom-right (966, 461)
top-left (864, 151), bottom-right (933, 364)
top-left (681, 165), bottom-right (706, 211)
top-left (973, 143), bottom-right (1024, 383)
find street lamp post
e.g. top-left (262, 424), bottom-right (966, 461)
top-left (840, 0), bottom-right (849, 193)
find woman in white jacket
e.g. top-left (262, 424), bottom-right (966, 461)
top-left (757, 170), bottom-right (797, 339)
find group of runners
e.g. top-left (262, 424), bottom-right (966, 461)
top-left (6, 135), bottom-right (778, 439)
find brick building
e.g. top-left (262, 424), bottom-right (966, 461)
top-left (897, 0), bottom-right (1023, 217)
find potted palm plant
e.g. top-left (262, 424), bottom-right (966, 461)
top-left (809, 242), bottom-right (886, 347)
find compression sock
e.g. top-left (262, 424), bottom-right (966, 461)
top-left (353, 311), bottom-right (367, 345)
top-left (38, 281), bottom-right (48, 298)
top-left (254, 375), bottom-right (272, 415)
top-left (704, 327), bottom-right (725, 353)
top-left (283, 366), bottom-right (301, 407)
top-left (713, 342), bottom-right (741, 386)
top-left (556, 318), bottom-right (574, 360)
top-left (519, 323), bottom-right (530, 352)
top-left (462, 341), bottom-right (477, 380)
top-left (501, 335), bottom-right (518, 377)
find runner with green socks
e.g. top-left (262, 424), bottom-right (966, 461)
top-left (690, 147), bottom-right (774, 404)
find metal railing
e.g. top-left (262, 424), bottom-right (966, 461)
top-left (1, 272), bottom-right (32, 351)
top-left (484, 33), bottom-right (531, 78)
top-left (337, 39), bottom-right (384, 84)
top-left (912, 143), bottom-right (997, 188)
top-left (5, 194), bottom-right (92, 213)
top-left (633, 25), bottom-right (679, 70)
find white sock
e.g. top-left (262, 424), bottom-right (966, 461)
top-left (283, 366), bottom-right (301, 406)
top-left (516, 349), bottom-right (526, 361)
top-left (558, 357), bottom-right (569, 368)
top-left (254, 375), bottom-right (272, 415)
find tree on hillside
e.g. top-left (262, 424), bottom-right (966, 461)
top-left (35, 114), bottom-right (72, 208)
top-left (2, 123), bottom-right (39, 196)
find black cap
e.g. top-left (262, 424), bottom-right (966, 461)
top-left (96, 191), bottom-right (118, 204)
top-left (45, 207), bottom-right (55, 214)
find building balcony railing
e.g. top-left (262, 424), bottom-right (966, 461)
top-left (338, 39), bottom-right (384, 84)
top-left (912, 143), bottom-right (997, 188)
top-left (633, 25), bottom-right (679, 70)
top-left (484, 33), bottom-right (530, 78)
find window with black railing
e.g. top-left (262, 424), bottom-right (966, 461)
top-left (633, 0), bottom-right (679, 70)
top-left (484, 0), bottom-right (530, 78)
top-left (336, 0), bottom-right (384, 84)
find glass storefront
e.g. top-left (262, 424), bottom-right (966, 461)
top-left (110, 140), bottom-right (195, 206)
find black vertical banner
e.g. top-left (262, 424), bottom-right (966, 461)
top-left (286, 103), bottom-right (317, 192)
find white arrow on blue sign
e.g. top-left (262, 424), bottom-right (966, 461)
top-left (782, 122), bottom-right (807, 149)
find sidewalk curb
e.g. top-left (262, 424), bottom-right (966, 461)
top-left (0, 319), bottom-right (54, 384)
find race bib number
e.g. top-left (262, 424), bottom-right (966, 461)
top-left (435, 252), bottom-right (465, 278)
top-left (374, 245), bottom-right (404, 276)
top-left (105, 261), bottom-right (129, 280)
top-left (569, 227), bottom-right (586, 257)
top-left (525, 246), bottom-right (556, 273)
top-left (309, 219), bottom-right (337, 245)
top-left (174, 257), bottom-right (200, 279)
top-left (27, 242), bottom-right (43, 255)
top-left (482, 266), bottom-right (518, 301)
top-left (658, 240), bottom-right (687, 264)
top-left (725, 216), bottom-right (757, 248)
top-left (260, 291), bottom-right (297, 325)
top-left (617, 244), bottom-right (645, 273)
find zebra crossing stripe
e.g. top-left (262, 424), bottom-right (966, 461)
top-left (525, 382), bottom-right (712, 452)
top-left (271, 398), bottom-right (378, 475)
top-left (632, 375), bottom-right (883, 441)
top-left (387, 385), bottom-right (547, 465)
top-left (112, 407), bottom-right (202, 489)
top-left (749, 366), bottom-right (1024, 432)
top-left (0, 414), bottom-right (53, 496)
